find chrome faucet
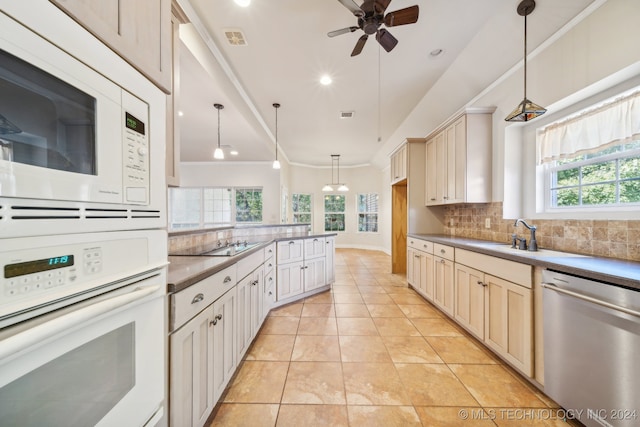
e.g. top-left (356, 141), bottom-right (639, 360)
top-left (514, 219), bottom-right (538, 251)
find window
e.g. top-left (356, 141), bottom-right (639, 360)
top-left (235, 188), bottom-right (263, 223)
top-left (538, 89), bottom-right (640, 210)
top-left (548, 142), bottom-right (640, 207)
top-left (168, 187), bottom-right (263, 230)
top-left (324, 194), bottom-right (345, 232)
top-left (357, 193), bottom-right (378, 232)
top-left (292, 193), bottom-right (312, 224)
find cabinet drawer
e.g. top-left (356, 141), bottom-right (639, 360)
top-left (264, 243), bottom-right (275, 261)
top-left (434, 243), bottom-right (454, 261)
top-left (237, 250), bottom-right (265, 280)
top-left (170, 264), bottom-right (237, 331)
top-left (456, 249), bottom-right (532, 288)
top-left (408, 238), bottom-right (433, 253)
top-left (304, 237), bottom-right (326, 258)
top-left (277, 240), bottom-right (304, 263)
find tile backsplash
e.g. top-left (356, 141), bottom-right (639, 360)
top-left (443, 202), bottom-right (640, 261)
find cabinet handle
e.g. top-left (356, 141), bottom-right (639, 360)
top-left (269, 277), bottom-right (273, 282)
top-left (211, 314), bottom-right (222, 326)
top-left (268, 249), bottom-right (273, 253)
top-left (440, 259), bottom-right (445, 264)
top-left (223, 276), bottom-right (232, 283)
top-left (440, 249), bottom-right (445, 254)
top-left (414, 254), bottom-right (420, 258)
top-left (326, 241), bottom-right (330, 244)
top-left (191, 293), bottom-right (204, 304)
top-left (289, 241), bottom-right (295, 244)
top-left (430, 198), bottom-right (436, 201)
top-left (476, 280), bottom-right (487, 287)
top-left (313, 238), bottom-right (318, 242)
top-left (268, 263), bottom-right (272, 268)
top-left (216, 314), bottom-right (223, 321)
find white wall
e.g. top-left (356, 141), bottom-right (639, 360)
top-left (179, 161), bottom-right (281, 224)
top-left (288, 163), bottom-right (387, 251)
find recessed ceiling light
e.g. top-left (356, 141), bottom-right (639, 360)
top-left (320, 75), bottom-right (332, 86)
top-left (430, 48), bottom-right (444, 57)
top-left (178, 111), bottom-right (184, 117)
top-left (230, 150), bottom-right (239, 156)
top-left (234, 0), bottom-right (250, 7)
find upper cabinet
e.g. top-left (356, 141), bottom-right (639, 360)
top-left (425, 108), bottom-right (495, 206)
top-left (50, 0), bottom-right (172, 93)
top-left (390, 144), bottom-right (407, 184)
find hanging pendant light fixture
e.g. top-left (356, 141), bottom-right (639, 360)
top-left (505, 0), bottom-right (546, 122)
top-left (272, 103), bottom-right (281, 169)
top-left (213, 103), bottom-right (225, 159)
top-left (322, 154), bottom-right (348, 192)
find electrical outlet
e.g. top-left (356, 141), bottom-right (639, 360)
top-left (485, 218), bottom-right (491, 228)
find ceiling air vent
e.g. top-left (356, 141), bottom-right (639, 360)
top-left (224, 29), bottom-right (247, 46)
top-left (340, 111), bottom-right (355, 119)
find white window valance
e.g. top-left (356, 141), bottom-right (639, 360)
top-left (536, 90), bottom-right (640, 164)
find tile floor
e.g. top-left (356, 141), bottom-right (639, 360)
top-left (208, 249), bottom-right (575, 427)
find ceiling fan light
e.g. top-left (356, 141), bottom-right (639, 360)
top-left (272, 159), bottom-right (281, 169)
top-left (213, 147), bottom-right (224, 159)
top-left (322, 184), bottom-right (334, 192)
top-left (505, 98), bottom-right (547, 122)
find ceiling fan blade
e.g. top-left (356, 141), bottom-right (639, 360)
top-left (384, 5), bottom-right (419, 27)
top-left (351, 34), bottom-right (368, 56)
top-left (338, 0), bottom-right (364, 17)
top-left (328, 26), bottom-right (359, 37)
top-left (375, 28), bottom-right (398, 52)
top-left (374, 0), bottom-right (392, 14)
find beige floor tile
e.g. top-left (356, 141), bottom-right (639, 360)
top-left (381, 285), bottom-right (414, 294)
top-left (296, 317), bottom-right (338, 335)
top-left (335, 303), bottom-right (371, 317)
top-left (357, 285), bottom-right (387, 294)
top-left (245, 334), bottom-right (296, 361)
top-left (303, 291), bottom-right (333, 304)
top-left (395, 363), bottom-right (480, 407)
top-left (373, 317), bottom-right (421, 336)
top-left (382, 336), bottom-right (444, 364)
top-left (300, 303), bottom-right (335, 317)
top-left (414, 406), bottom-right (496, 426)
top-left (347, 406), bottom-right (422, 427)
top-left (336, 317), bottom-right (379, 336)
top-left (333, 293), bottom-right (364, 304)
top-left (353, 277), bottom-right (380, 286)
top-left (276, 405), bottom-right (349, 427)
top-left (360, 293), bottom-right (395, 304)
top-left (343, 362), bottom-right (412, 405)
top-left (489, 408), bottom-right (584, 427)
top-left (260, 316), bottom-right (300, 335)
top-left (397, 303), bottom-right (442, 318)
top-left (339, 335), bottom-right (391, 362)
top-left (426, 336), bottom-right (500, 364)
top-left (330, 284), bottom-right (360, 293)
top-left (210, 403), bottom-right (279, 427)
top-left (366, 304), bottom-right (406, 317)
top-left (388, 293), bottom-right (429, 305)
top-left (291, 335), bottom-right (341, 362)
top-left (411, 318), bottom-right (464, 336)
top-left (224, 361), bottom-right (289, 403)
top-left (281, 362), bottom-right (346, 404)
top-left (269, 303), bottom-right (303, 317)
top-left (449, 364), bottom-right (547, 408)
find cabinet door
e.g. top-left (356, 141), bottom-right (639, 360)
top-left (170, 306), bottom-right (214, 427)
top-left (304, 237), bottom-right (326, 258)
top-left (421, 251), bottom-right (435, 302)
top-left (251, 267), bottom-right (265, 337)
top-left (276, 261), bottom-right (304, 300)
top-left (304, 257), bottom-right (326, 292)
top-left (277, 240), bottom-right (304, 263)
top-left (236, 275), bottom-right (252, 360)
top-left (325, 237), bottom-right (335, 284)
top-left (434, 257), bottom-right (454, 316)
top-left (264, 269), bottom-right (276, 317)
top-left (434, 132), bottom-right (446, 204)
top-left (425, 138), bottom-right (439, 205)
top-left (445, 116), bottom-right (466, 204)
top-left (454, 264), bottom-right (485, 339)
top-left (212, 288), bottom-right (237, 403)
top-left (484, 274), bottom-right (533, 376)
top-left (407, 247), bottom-right (418, 287)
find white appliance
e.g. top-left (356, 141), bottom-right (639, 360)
top-left (0, 4), bottom-right (166, 238)
top-left (0, 230), bottom-right (168, 427)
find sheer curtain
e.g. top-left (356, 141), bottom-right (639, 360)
top-left (537, 90), bottom-right (640, 164)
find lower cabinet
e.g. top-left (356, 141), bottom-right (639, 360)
top-left (276, 260), bottom-right (304, 300)
top-left (212, 288), bottom-right (237, 403)
top-left (454, 263), bottom-right (486, 339)
top-left (236, 266), bottom-right (264, 361)
top-left (433, 255), bottom-right (454, 316)
top-left (304, 256), bottom-right (326, 292)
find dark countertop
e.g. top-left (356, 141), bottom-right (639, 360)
top-left (167, 232), bottom-right (337, 293)
top-left (408, 234), bottom-right (640, 291)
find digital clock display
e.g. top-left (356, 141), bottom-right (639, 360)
top-left (125, 112), bottom-right (145, 136)
top-left (4, 255), bottom-right (75, 278)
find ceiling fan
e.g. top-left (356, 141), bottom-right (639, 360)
top-left (328, 0), bottom-right (419, 56)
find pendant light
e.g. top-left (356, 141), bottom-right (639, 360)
top-left (505, 0), bottom-right (546, 122)
top-left (322, 154), bottom-right (348, 192)
top-left (213, 103), bottom-right (224, 159)
top-left (336, 154), bottom-right (349, 192)
top-left (272, 103), bottom-right (281, 169)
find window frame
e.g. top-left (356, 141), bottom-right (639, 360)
top-left (356, 192), bottom-right (379, 233)
top-left (323, 193), bottom-right (346, 233)
top-left (234, 187), bottom-right (263, 224)
top-left (292, 193), bottom-right (312, 224)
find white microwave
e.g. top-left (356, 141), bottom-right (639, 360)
top-left (0, 6), bottom-right (166, 238)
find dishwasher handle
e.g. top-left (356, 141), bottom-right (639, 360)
top-left (542, 282), bottom-right (640, 318)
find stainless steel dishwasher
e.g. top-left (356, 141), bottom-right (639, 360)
top-left (542, 270), bottom-right (640, 427)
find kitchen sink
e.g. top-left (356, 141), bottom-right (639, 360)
top-left (467, 243), bottom-right (586, 259)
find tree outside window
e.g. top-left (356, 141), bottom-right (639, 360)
top-left (357, 193), bottom-right (378, 232)
top-left (235, 188), bottom-right (263, 223)
top-left (292, 193), bottom-right (312, 224)
top-left (324, 194), bottom-right (345, 232)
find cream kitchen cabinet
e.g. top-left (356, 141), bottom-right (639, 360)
top-left (236, 249), bottom-right (266, 361)
top-left (390, 143), bottom-right (408, 184)
top-left (455, 249), bottom-right (533, 377)
top-left (276, 260), bottom-right (304, 300)
top-left (407, 238), bottom-right (434, 301)
top-left (212, 288), bottom-right (237, 403)
top-left (433, 244), bottom-right (455, 316)
top-left (50, 0), bottom-right (172, 92)
top-left (304, 237), bottom-right (326, 293)
top-left (263, 243), bottom-right (276, 316)
top-left (425, 108), bottom-right (495, 206)
top-left (325, 237), bottom-right (336, 285)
